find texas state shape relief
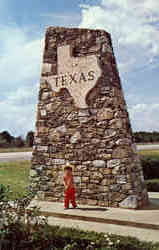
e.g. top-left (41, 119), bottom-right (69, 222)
top-left (47, 45), bottom-right (102, 108)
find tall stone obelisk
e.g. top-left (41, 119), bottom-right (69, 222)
top-left (30, 27), bottom-right (148, 208)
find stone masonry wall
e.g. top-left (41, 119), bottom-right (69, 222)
top-left (30, 27), bottom-right (149, 208)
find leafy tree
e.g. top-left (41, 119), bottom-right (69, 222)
top-left (0, 131), bottom-right (13, 143)
top-left (14, 136), bottom-right (24, 147)
top-left (133, 131), bottom-right (159, 143)
top-left (0, 131), bottom-right (14, 147)
top-left (25, 131), bottom-right (34, 147)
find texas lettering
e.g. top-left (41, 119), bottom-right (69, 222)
top-left (47, 45), bottom-right (101, 108)
top-left (52, 70), bottom-right (95, 87)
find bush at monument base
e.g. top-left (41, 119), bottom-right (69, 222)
top-left (0, 197), bottom-right (159, 250)
top-left (1, 224), bottom-right (159, 249)
top-left (141, 157), bottom-right (159, 180)
top-left (0, 184), bottom-right (158, 249)
top-left (145, 179), bottom-right (159, 192)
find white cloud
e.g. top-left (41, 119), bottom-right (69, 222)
top-left (0, 25), bottom-right (43, 91)
top-left (128, 103), bottom-right (159, 131)
top-left (79, 0), bottom-right (159, 75)
top-left (0, 13), bottom-right (80, 137)
top-left (0, 25), bottom-right (43, 136)
top-left (0, 84), bottom-right (39, 136)
top-left (79, 0), bottom-right (159, 131)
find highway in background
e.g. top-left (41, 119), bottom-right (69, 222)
top-left (0, 144), bottom-right (159, 162)
top-left (0, 152), bottom-right (32, 162)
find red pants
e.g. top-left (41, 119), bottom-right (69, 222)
top-left (64, 188), bottom-right (76, 208)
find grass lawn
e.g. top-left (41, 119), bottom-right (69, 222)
top-left (138, 149), bottom-right (159, 158)
top-left (0, 160), bottom-right (30, 199)
top-left (0, 147), bottom-right (32, 153)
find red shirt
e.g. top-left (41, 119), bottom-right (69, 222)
top-left (63, 173), bottom-right (75, 190)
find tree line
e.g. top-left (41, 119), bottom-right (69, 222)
top-left (0, 130), bottom-right (159, 148)
top-left (133, 131), bottom-right (159, 143)
top-left (0, 131), bottom-right (34, 148)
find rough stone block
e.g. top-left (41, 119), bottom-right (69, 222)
top-left (37, 191), bottom-right (45, 200)
top-left (40, 110), bottom-right (47, 117)
top-left (116, 175), bottom-right (127, 184)
top-left (119, 195), bottom-right (138, 209)
top-left (104, 129), bottom-right (116, 138)
top-left (70, 131), bottom-right (81, 144)
top-left (107, 159), bottom-right (120, 168)
top-left (97, 108), bottom-right (114, 121)
top-left (116, 138), bottom-right (131, 146)
top-left (103, 168), bottom-right (112, 175)
top-left (30, 170), bottom-right (37, 177)
top-left (112, 147), bottom-right (130, 159)
top-left (109, 118), bottom-right (123, 129)
top-left (42, 63), bottom-right (52, 74)
top-left (93, 160), bottom-right (105, 168)
top-left (52, 159), bottom-right (65, 165)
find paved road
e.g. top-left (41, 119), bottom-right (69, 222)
top-left (0, 144), bottom-right (159, 162)
top-left (0, 152), bottom-right (32, 162)
top-left (137, 144), bottom-right (159, 151)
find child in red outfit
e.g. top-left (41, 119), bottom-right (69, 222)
top-left (63, 166), bottom-right (77, 209)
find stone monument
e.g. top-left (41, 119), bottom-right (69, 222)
top-left (30, 27), bottom-right (148, 208)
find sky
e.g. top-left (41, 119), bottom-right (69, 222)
top-left (0, 0), bottom-right (159, 136)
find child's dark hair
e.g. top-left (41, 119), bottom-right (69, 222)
top-left (64, 166), bottom-right (72, 171)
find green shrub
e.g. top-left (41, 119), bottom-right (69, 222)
top-left (1, 223), bottom-right (159, 250)
top-left (0, 195), bottom-right (159, 250)
top-left (0, 184), bottom-right (9, 201)
top-left (145, 179), bottom-right (159, 192)
top-left (141, 156), bottom-right (159, 180)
